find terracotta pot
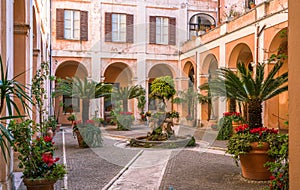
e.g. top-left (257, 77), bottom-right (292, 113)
top-left (75, 131), bottom-right (88, 148)
top-left (23, 178), bottom-right (56, 190)
top-left (239, 142), bottom-right (273, 180)
top-left (250, 4), bottom-right (256, 9)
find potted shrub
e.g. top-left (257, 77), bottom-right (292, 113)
top-left (116, 112), bottom-right (134, 131)
top-left (226, 124), bottom-right (279, 180)
top-left (73, 120), bottom-right (102, 148)
top-left (8, 119), bottom-right (67, 189)
top-left (92, 117), bottom-right (105, 127)
top-left (249, 2), bottom-right (256, 9)
top-left (44, 116), bottom-right (58, 137)
top-left (67, 114), bottom-right (76, 126)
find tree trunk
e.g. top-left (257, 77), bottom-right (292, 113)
top-left (82, 99), bottom-right (90, 123)
top-left (248, 99), bottom-right (262, 129)
top-left (229, 98), bottom-right (236, 112)
top-left (123, 99), bottom-right (128, 112)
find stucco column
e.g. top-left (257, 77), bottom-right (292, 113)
top-left (289, 0), bottom-right (300, 189)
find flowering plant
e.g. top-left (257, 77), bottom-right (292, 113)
top-left (223, 4), bottom-right (241, 19)
top-left (223, 112), bottom-right (244, 122)
top-left (227, 124), bottom-right (279, 164)
top-left (8, 119), bottom-right (66, 180)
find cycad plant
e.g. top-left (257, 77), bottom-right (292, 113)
top-left (201, 60), bottom-right (288, 129)
top-left (112, 85), bottom-right (145, 112)
top-left (174, 87), bottom-right (200, 120)
top-left (53, 77), bottom-right (112, 123)
top-left (0, 56), bottom-right (32, 161)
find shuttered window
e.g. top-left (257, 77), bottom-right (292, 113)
top-left (56, 9), bottom-right (88, 41)
top-left (149, 16), bottom-right (176, 45)
top-left (156, 17), bottom-right (169, 44)
top-left (64, 10), bottom-right (80, 40)
top-left (105, 12), bottom-right (134, 43)
top-left (112, 14), bottom-right (126, 42)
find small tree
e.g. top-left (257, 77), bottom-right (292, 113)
top-left (149, 76), bottom-right (176, 111)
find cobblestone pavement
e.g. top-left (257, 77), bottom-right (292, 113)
top-left (19, 126), bottom-right (140, 190)
top-left (159, 150), bottom-right (269, 190)
top-left (18, 124), bottom-right (270, 190)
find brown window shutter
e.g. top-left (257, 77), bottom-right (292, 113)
top-left (80, 11), bottom-right (88, 41)
top-left (56, 9), bottom-right (64, 39)
top-left (126, 14), bottom-right (134, 43)
top-left (149, 16), bottom-right (156, 44)
top-left (105, 12), bottom-right (112, 42)
top-left (169, 17), bottom-right (176, 45)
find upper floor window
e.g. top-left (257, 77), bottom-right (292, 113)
top-left (112, 14), bottom-right (126, 42)
top-left (64, 10), bottom-right (80, 40)
top-left (149, 16), bottom-right (176, 45)
top-left (105, 13), bottom-right (134, 43)
top-left (156, 17), bottom-right (169, 44)
top-left (56, 9), bottom-right (88, 41)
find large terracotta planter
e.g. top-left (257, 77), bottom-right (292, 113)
top-left (75, 131), bottom-right (88, 148)
top-left (240, 142), bottom-right (273, 180)
top-left (23, 178), bottom-right (57, 190)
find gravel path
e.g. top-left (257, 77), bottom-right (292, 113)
top-left (159, 150), bottom-right (269, 190)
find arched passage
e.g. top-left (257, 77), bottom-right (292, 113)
top-left (228, 43), bottom-right (254, 70)
top-left (265, 28), bottom-right (288, 130)
top-left (183, 61), bottom-right (196, 88)
top-left (200, 54), bottom-right (219, 121)
top-left (103, 62), bottom-right (133, 113)
top-left (148, 64), bottom-right (174, 111)
top-left (54, 61), bottom-right (88, 123)
top-left (103, 62), bottom-right (133, 87)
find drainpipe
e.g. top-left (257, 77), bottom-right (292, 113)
top-left (217, 0), bottom-right (221, 25)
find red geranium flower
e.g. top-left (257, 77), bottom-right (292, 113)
top-left (44, 136), bottom-right (52, 142)
top-left (42, 153), bottom-right (60, 167)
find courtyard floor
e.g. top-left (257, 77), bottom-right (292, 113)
top-left (18, 123), bottom-right (269, 190)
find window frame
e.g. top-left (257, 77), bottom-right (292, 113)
top-left (155, 17), bottom-right (169, 45)
top-left (64, 9), bottom-right (80, 40)
top-left (111, 13), bottom-right (127, 42)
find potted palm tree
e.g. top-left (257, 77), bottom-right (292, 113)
top-left (201, 57), bottom-right (288, 180)
top-left (53, 77), bottom-right (112, 147)
top-left (112, 85), bottom-right (145, 130)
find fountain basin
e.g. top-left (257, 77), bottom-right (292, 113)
top-left (129, 135), bottom-right (195, 148)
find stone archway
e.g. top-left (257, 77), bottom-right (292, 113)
top-left (183, 61), bottom-right (196, 88)
top-left (103, 62), bottom-right (133, 87)
top-left (201, 54), bottom-right (219, 121)
top-left (265, 28), bottom-right (288, 130)
top-left (103, 62), bottom-right (133, 115)
top-left (54, 61), bottom-right (88, 124)
top-left (148, 64), bottom-right (174, 111)
top-left (228, 43), bottom-right (254, 70)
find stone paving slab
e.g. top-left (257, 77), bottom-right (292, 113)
top-left (108, 150), bottom-right (172, 190)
